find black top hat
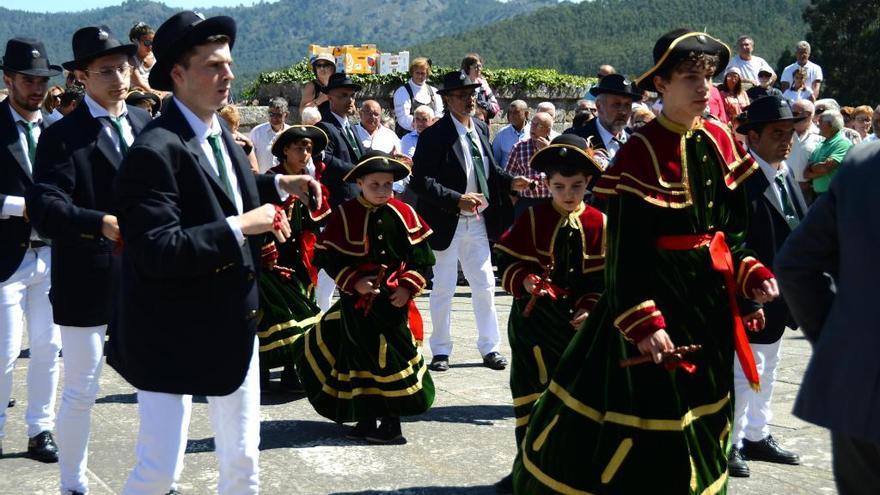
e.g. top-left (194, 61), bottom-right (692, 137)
top-left (343, 151), bottom-right (410, 182)
top-left (271, 125), bottom-right (328, 160)
top-left (0, 37), bottom-right (62, 77)
top-left (437, 71), bottom-right (481, 95)
top-left (735, 96), bottom-right (808, 134)
top-left (321, 72), bottom-right (362, 93)
top-left (148, 11), bottom-right (237, 91)
top-left (589, 74), bottom-right (642, 100)
top-left (529, 134), bottom-right (603, 177)
top-left (62, 26), bottom-right (137, 71)
top-left (635, 29), bottom-right (730, 92)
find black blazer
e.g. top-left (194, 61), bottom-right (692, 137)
top-left (26, 102), bottom-right (151, 326)
top-left (0, 99), bottom-right (42, 282)
top-left (743, 164), bottom-right (807, 344)
top-left (317, 107), bottom-right (360, 208)
top-left (410, 113), bottom-right (514, 250)
top-left (107, 99), bottom-right (281, 396)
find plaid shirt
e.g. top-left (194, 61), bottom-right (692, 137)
top-left (504, 138), bottom-right (550, 198)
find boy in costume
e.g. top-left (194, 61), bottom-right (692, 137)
top-left (295, 151), bottom-right (435, 444)
top-left (257, 125), bottom-right (331, 393)
top-left (493, 134), bottom-right (607, 492)
top-left (512, 29), bottom-right (779, 494)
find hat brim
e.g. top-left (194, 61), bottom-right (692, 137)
top-left (529, 144), bottom-right (604, 177)
top-left (61, 43), bottom-right (138, 71)
top-left (589, 87), bottom-right (641, 99)
top-left (437, 82), bottom-right (481, 95)
top-left (344, 156), bottom-right (410, 182)
top-left (149, 15), bottom-right (237, 92)
top-left (126, 92), bottom-right (161, 106)
top-left (323, 82), bottom-right (362, 93)
top-left (0, 64), bottom-right (63, 77)
top-left (735, 114), bottom-right (808, 134)
top-left (271, 126), bottom-right (329, 160)
top-left (635, 32), bottom-right (730, 92)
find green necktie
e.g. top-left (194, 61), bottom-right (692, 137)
top-left (106, 116), bottom-right (129, 156)
top-left (18, 120), bottom-right (37, 166)
top-left (774, 174), bottom-right (799, 229)
top-left (207, 134), bottom-right (234, 200)
top-left (467, 131), bottom-right (490, 201)
top-left (344, 123), bottom-right (361, 159)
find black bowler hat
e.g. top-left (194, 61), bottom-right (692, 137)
top-left (125, 88), bottom-right (161, 114)
top-left (271, 125), bottom-right (328, 160)
top-left (62, 26), bottom-right (137, 71)
top-left (589, 74), bottom-right (642, 100)
top-left (149, 11), bottom-right (237, 91)
top-left (344, 150), bottom-right (410, 182)
top-left (635, 29), bottom-right (730, 92)
top-left (322, 72), bottom-right (362, 93)
top-left (437, 71), bottom-right (481, 95)
top-left (735, 96), bottom-right (808, 134)
top-left (529, 134), bottom-right (603, 177)
top-left (0, 37), bottom-right (62, 77)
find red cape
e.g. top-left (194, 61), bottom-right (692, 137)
top-left (318, 196), bottom-right (432, 256)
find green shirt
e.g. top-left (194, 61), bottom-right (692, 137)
top-left (810, 130), bottom-right (852, 193)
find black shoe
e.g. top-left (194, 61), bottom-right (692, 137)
top-left (482, 352), bottom-right (508, 370)
top-left (27, 431), bottom-right (59, 463)
top-left (728, 447), bottom-right (750, 477)
top-left (346, 419), bottom-right (377, 440)
top-left (166, 490), bottom-right (181, 495)
top-left (428, 355), bottom-right (449, 372)
top-left (741, 435), bottom-right (801, 465)
top-left (6, 398), bottom-right (13, 408)
top-left (279, 367), bottom-right (304, 393)
top-left (366, 417), bottom-right (406, 445)
top-left (495, 473), bottom-right (514, 494)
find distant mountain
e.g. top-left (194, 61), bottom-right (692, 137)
top-left (0, 0), bottom-right (556, 92)
top-left (412, 0), bottom-right (811, 79)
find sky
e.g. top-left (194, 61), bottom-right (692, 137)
top-left (4, 0), bottom-right (279, 13)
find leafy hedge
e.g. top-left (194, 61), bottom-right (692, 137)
top-left (241, 60), bottom-right (596, 101)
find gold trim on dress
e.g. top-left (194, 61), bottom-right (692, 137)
top-left (613, 300), bottom-right (658, 328)
top-left (515, 414), bottom-right (531, 428)
top-left (259, 332), bottom-right (305, 352)
top-left (533, 345), bottom-right (548, 385)
top-left (332, 354), bottom-right (422, 383)
top-left (600, 438), bottom-right (633, 484)
top-left (532, 414), bottom-right (560, 452)
top-left (378, 334), bottom-right (388, 369)
top-left (701, 471), bottom-right (729, 495)
top-left (320, 361), bottom-right (428, 399)
top-left (257, 314), bottom-right (321, 339)
top-left (521, 446), bottom-right (594, 495)
top-left (512, 393), bottom-right (542, 407)
top-left (690, 456), bottom-right (699, 491)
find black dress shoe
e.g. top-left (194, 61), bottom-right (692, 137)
top-left (346, 419), bottom-right (378, 440)
top-left (482, 352), bottom-right (508, 370)
top-left (27, 431), bottom-right (59, 463)
top-left (741, 435), bottom-right (801, 465)
top-left (366, 417), bottom-right (406, 445)
top-left (728, 447), bottom-right (750, 477)
top-left (494, 473), bottom-right (514, 494)
top-left (7, 398), bottom-right (14, 408)
top-left (428, 355), bottom-right (449, 372)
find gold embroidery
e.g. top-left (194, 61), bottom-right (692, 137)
top-left (600, 438), bottom-right (633, 484)
top-left (533, 346), bottom-right (548, 385)
top-left (532, 414), bottom-right (560, 451)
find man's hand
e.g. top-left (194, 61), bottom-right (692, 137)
top-left (101, 215), bottom-right (120, 241)
top-left (742, 309), bottom-right (766, 332)
top-left (511, 176), bottom-right (532, 192)
top-left (277, 175), bottom-right (323, 210)
top-left (751, 278), bottom-right (779, 304)
top-left (238, 204), bottom-right (291, 243)
top-left (389, 286), bottom-right (412, 307)
top-left (569, 308), bottom-right (589, 328)
top-left (534, 135), bottom-right (551, 151)
top-left (523, 275), bottom-right (546, 296)
top-left (354, 276), bottom-right (379, 296)
top-left (457, 193), bottom-right (483, 212)
top-left (394, 154), bottom-right (414, 167)
top-left (636, 329), bottom-right (675, 364)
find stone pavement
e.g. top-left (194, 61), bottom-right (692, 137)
top-left (2, 288), bottom-right (835, 494)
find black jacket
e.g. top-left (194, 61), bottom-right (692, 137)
top-left (410, 113), bottom-right (514, 250)
top-left (26, 101), bottom-right (151, 326)
top-left (317, 107), bottom-right (361, 208)
top-left (108, 99), bottom-right (281, 396)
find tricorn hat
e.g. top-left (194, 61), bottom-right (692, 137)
top-left (589, 74), bottom-right (642, 100)
top-left (344, 150), bottom-right (410, 182)
top-left (0, 37), bottom-right (62, 77)
top-left (62, 26), bottom-right (137, 71)
top-left (271, 125), bottom-right (328, 160)
top-left (529, 134), bottom-right (604, 178)
top-left (322, 72), bottom-right (362, 93)
top-left (735, 96), bottom-right (808, 134)
top-left (148, 11), bottom-right (237, 91)
top-left (635, 29), bottom-right (730, 92)
top-left (437, 71), bottom-right (481, 95)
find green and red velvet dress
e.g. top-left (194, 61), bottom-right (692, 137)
top-left (295, 195), bottom-right (436, 423)
top-left (512, 114), bottom-right (774, 494)
top-left (494, 201), bottom-right (606, 451)
top-left (256, 170), bottom-right (331, 371)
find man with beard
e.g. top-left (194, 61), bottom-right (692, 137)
top-left (565, 74), bottom-right (641, 164)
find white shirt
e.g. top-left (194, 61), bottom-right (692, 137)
top-left (249, 121), bottom-right (289, 174)
top-left (725, 55), bottom-right (775, 83)
top-left (752, 150), bottom-right (804, 226)
top-left (781, 61), bottom-right (824, 89)
top-left (0, 104), bottom-right (42, 219)
top-left (788, 129), bottom-right (824, 182)
top-left (782, 87), bottom-right (813, 104)
top-left (392, 79), bottom-right (444, 132)
top-left (354, 123), bottom-right (401, 154)
top-left (43, 108), bottom-right (63, 127)
top-left (863, 133), bottom-right (879, 143)
top-left (84, 93), bottom-right (135, 157)
top-left (451, 115), bottom-right (490, 208)
top-left (596, 119), bottom-right (626, 160)
top-left (400, 131), bottom-right (419, 158)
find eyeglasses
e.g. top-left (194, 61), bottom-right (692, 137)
top-left (268, 111), bottom-right (284, 118)
top-left (141, 39), bottom-right (153, 47)
top-left (82, 64), bottom-right (132, 81)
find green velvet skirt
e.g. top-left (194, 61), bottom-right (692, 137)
top-left (257, 271), bottom-right (321, 370)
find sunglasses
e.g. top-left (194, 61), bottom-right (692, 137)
top-left (315, 63), bottom-right (334, 69)
top-left (141, 39), bottom-right (152, 47)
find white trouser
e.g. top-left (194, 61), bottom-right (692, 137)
top-left (0, 246), bottom-right (60, 439)
top-left (315, 269), bottom-right (336, 313)
top-left (733, 339), bottom-right (783, 447)
top-left (57, 325), bottom-right (107, 494)
top-left (428, 215), bottom-right (500, 357)
top-left (122, 337), bottom-right (261, 495)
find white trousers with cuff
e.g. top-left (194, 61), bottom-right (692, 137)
top-left (315, 269), bottom-right (336, 313)
top-left (733, 339), bottom-right (783, 448)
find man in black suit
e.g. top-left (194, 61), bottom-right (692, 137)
top-left (317, 72), bottom-right (362, 209)
top-left (411, 71), bottom-right (529, 372)
top-left (26, 26), bottom-right (150, 493)
top-left (108, 12), bottom-right (319, 494)
top-left (0, 37), bottom-right (63, 463)
top-left (564, 74), bottom-right (640, 165)
top-left (728, 96), bottom-right (806, 478)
